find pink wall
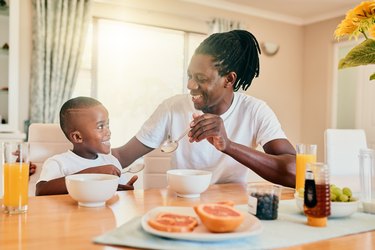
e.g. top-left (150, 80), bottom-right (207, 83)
top-left (18, 0), bottom-right (344, 160)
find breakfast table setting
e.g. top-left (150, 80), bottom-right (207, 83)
top-left (1, 181), bottom-right (375, 250)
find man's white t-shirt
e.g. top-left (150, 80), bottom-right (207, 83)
top-left (136, 92), bottom-right (287, 184)
top-left (37, 150), bottom-right (123, 183)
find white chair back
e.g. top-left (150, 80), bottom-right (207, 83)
top-left (28, 123), bottom-right (72, 196)
top-left (324, 129), bottom-right (367, 193)
top-left (142, 149), bottom-right (171, 189)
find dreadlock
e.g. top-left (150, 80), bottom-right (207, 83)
top-left (194, 30), bottom-right (261, 92)
top-left (59, 96), bottom-right (102, 137)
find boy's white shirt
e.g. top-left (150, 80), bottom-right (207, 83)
top-left (37, 150), bottom-right (126, 184)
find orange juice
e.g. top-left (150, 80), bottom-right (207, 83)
top-left (296, 154), bottom-right (316, 192)
top-left (3, 162), bottom-right (29, 212)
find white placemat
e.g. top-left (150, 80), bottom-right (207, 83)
top-left (93, 200), bottom-right (375, 250)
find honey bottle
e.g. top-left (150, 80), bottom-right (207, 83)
top-left (303, 162), bottom-right (331, 227)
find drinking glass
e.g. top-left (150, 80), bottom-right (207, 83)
top-left (359, 148), bottom-right (375, 214)
top-left (2, 142), bottom-right (30, 214)
top-left (296, 144), bottom-right (317, 192)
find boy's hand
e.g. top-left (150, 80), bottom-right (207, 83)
top-left (13, 149), bottom-right (36, 176)
top-left (117, 175), bottom-right (138, 191)
top-left (29, 162), bottom-right (37, 176)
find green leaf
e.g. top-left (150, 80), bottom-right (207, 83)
top-left (338, 39), bottom-right (375, 69)
top-left (370, 72), bottom-right (375, 81)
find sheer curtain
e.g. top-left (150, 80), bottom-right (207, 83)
top-left (30, 0), bottom-right (91, 123)
top-left (208, 18), bottom-right (245, 34)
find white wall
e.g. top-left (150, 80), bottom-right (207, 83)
top-left (15, 0), bottom-right (349, 159)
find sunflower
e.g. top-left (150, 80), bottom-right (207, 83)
top-left (335, 1), bottom-right (375, 80)
top-left (335, 1), bottom-right (375, 40)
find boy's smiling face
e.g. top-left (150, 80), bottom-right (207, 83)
top-left (68, 104), bottom-right (111, 159)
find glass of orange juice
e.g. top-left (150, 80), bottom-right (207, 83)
top-left (2, 142), bottom-right (30, 214)
top-left (295, 144), bottom-right (317, 193)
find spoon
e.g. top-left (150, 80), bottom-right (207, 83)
top-left (121, 164), bottom-right (145, 174)
top-left (160, 127), bottom-right (190, 153)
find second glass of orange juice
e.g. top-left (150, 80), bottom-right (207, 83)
top-left (296, 144), bottom-right (317, 192)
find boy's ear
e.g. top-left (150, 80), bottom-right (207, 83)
top-left (224, 72), bottom-right (237, 88)
top-left (70, 131), bottom-right (83, 143)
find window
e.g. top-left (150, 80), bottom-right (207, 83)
top-left (74, 18), bottom-right (206, 147)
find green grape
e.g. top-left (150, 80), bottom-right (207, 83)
top-left (339, 194), bottom-right (349, 202)
top-left (342, 187), bottom-right (352, 198)
top-left (329, 184), bottom-right (357, 202)
top-left (331, 186), bottom-right (343, 198)
top-left (330, 193), bottom-right (337, 201)
top-left (298, 188), bottom-right (304, 198)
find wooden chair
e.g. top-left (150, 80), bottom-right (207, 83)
top-left (28, 123), bottom-right (72, 196)
top-left (324, 129), bottom-right (367, 193)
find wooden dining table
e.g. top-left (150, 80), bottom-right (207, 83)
top-left (0, 183), bottom-right (374, 250)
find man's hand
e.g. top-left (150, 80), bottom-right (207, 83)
top-left (189, 113), bottom-right (230, 151)
top-left (117, 175), bottom-right (138, 191)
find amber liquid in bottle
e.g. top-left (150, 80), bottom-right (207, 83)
top-left (303, 164), bottom-right (331, 227)
top-left (304, 183), bottom-right (331, 218)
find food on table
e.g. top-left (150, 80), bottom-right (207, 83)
top-left (194, 203), bottom-right (244, 233)
top-left (249, 192), bottom-right (279, 220)
top-left (297, 187), bottom-right (304, 198)
top-left (298, 185), bottom-right (357, 202)
top-left (330, 184), bottom-right (356, 202)
top-left (215, 200), bottom-right (235, 207)
top-left (147, 212), bottom-right (198, 232)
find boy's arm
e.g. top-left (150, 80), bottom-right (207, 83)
top-left (36, 177), bottom-right (68, 196)
top-left (35, 165), bottom-right (123, 196)
top-left (117, 175), bottom-right (138, 191)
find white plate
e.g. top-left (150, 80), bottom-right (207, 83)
top-left (141, 205), bottom-right (263, 242)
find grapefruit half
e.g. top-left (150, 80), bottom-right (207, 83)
top-left (194, 203), bottom-right (244, 233)
top-left (148, 212), bottom-right (198, 232)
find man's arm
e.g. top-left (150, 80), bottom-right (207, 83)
top-left (112, 136), bottom-right (154, 168)
top-left (222, 139), bottom-right (296, 187)
top-left (189, 113), bottom-right (296, 188)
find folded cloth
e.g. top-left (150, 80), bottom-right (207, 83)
top-left (94, 200), bottom-right (375, 250)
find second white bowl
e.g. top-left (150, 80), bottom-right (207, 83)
top-left (167, 169), bottom-right (212, 198)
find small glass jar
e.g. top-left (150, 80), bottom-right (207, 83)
top-left (247, 183), bottom-right (281, 220)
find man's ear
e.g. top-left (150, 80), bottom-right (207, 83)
top-left (224, 72), bottom-right (237, 88)
top-left (70, 131), bottom-right (83, 143)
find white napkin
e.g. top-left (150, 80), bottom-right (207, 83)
top-left (94, 200), bottom-right (375, 250)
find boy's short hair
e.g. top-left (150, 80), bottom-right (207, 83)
top-left (59, 96), bottom-right (103, 138)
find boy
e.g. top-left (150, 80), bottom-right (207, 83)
top-left (36, 96), bottom-right (137, 196)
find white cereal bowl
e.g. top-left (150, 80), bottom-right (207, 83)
top-left (294, 194), bottom-right (359, 218)
top-left (65, 174), bottom-right (119, 207)
top-left (166, 169), bottom-right (212, 198)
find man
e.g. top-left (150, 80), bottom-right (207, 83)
top-left (112, 30), bottom-right (296, 188)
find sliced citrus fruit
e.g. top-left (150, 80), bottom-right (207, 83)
top-left (147, 212), bottom-right (198, 232)
top-left (194, 203), bottom-right (244, 233)
top-left (215, 200), bottom-right (235, 207)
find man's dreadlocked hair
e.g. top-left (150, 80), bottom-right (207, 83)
top-left (194, 30), bottom-right (261, 92)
